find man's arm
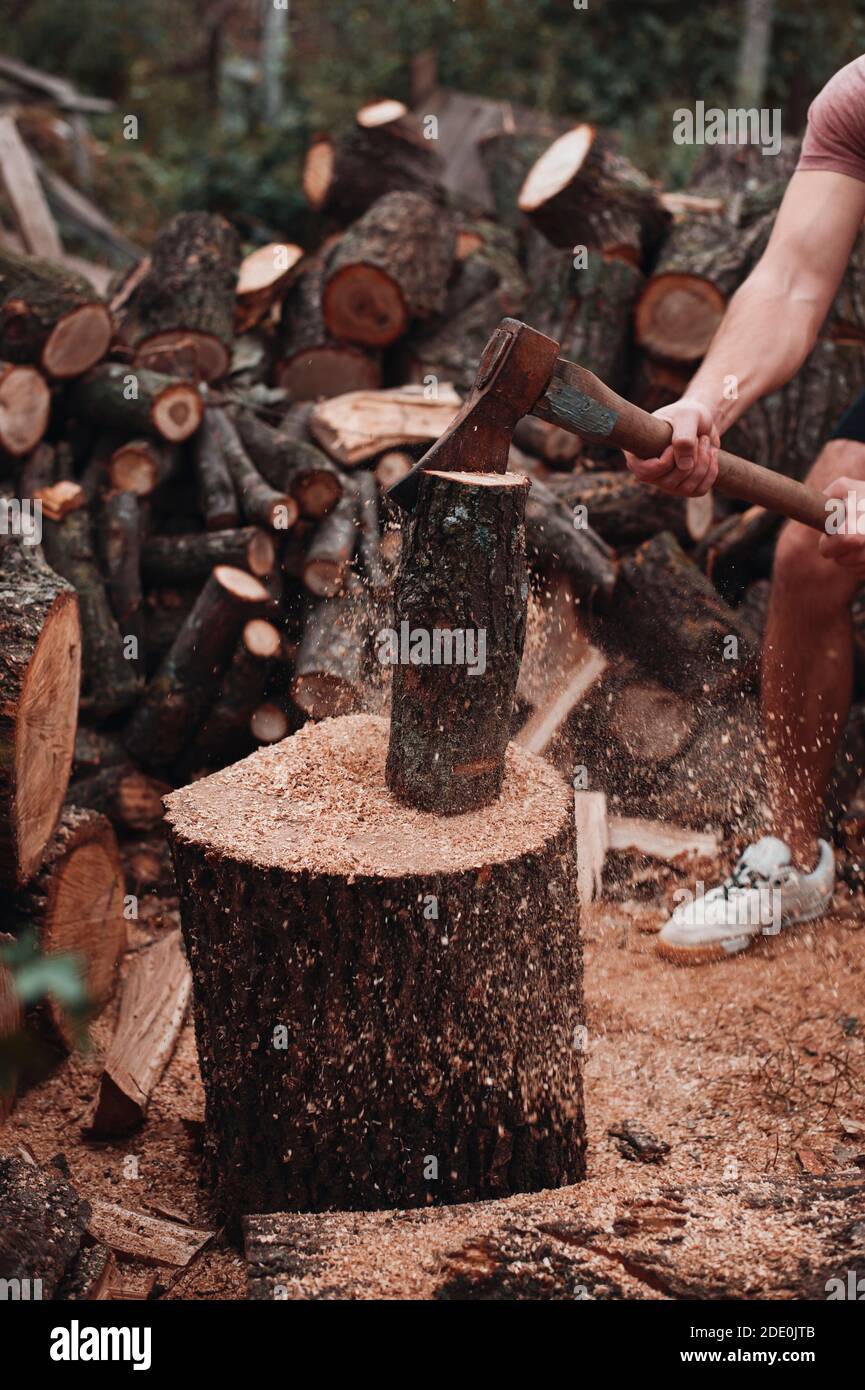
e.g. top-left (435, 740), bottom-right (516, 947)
top-left (624, 169), bottom-right (865, 496)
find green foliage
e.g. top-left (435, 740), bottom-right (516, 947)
top-left (0, 932), bottom-right (90, 1093)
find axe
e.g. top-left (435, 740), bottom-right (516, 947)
top-left (388, 318), bottom-right (830, 533)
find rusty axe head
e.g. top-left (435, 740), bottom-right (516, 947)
top-left (388, 318), bottom-right (560, 512)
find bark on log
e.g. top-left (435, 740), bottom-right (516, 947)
top-left (386, 469), bottom-right (530, 814)
top-left (233, 408), bottom-right (344, 519)
top-left (291, 595), bottom-right (366, 719)
top-left (322, 192), bottom-right (456, 347)
top-left (0, 541), bottom-right (81, 888)
top-left (41, 502), bottom-right (140, 717)
top-left (124, 565), bottom-right (269, 768)
top-left (193, 405), bottom-right (238, 531)
top-left (164, 712), bottom-right (585, 1220)
top-left (119, 212), bottom-right (240, 382)
top-left (355, 469), bottom-right (387, 596)
top-left (513, 415), bottom-right (581, 468)
top-left (635, 211), bottom-right (772, 362)
top-left (188, 618), bottom-right (282, 766)
top-left (302, 482), bottom-right (359, 597)
top-left (208, 407), bottom-right (297, 531)
top-left (69, 363), bottom-right (203, 443)
top-left (524, 476), bottom-right (618, 603)
top-left (5, 807), bottom-right (126, 1048)
top-left (141, 527), bottom-right (275, 585)
top-left (90, 930), bottom-right (191, 1137)
top-left (0, 244), bottom-right (112, 378)
top-left (546, 470), bottom-right (689, 546)
top-left (518, 125), bottom-right (668, 262)
top-left (99, 490), bottom-right (143, 672)
top-left (0, 360), bottom-right (50, 456)
top-left (303, 101), bottom-right (444, 224)
top-left (526, 247), bottom-right (643, 399)
top-left (0, 1151), bottom-right (91, 1298)
top-left (276, 259), bottom-right (382, 400)
top-left (477, 128), bottom-right (564, 230)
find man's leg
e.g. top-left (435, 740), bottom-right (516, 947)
top-left (763, 438), bottom-right (865, 866)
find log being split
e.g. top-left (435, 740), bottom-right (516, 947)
top-left (386, 468), bottom-right (530, 815)
top-left (322, 192), bottom-right (456, 347)
top-left (5, 807), bottom-right (126, 1048)
top-left (119, 212), bottom-right (240, 382)
top-left (0, 541), bottom-right (81, 888)
top-left (164, 713), bottom-right (585, 1220)
top-left (124, 565), bottom-right (269, 768)
top-left (69, 363), bottom-right (203, 443)
top-left (518, 125), bottom-right (668, 262)
top-left (0, 245), bottom-right (112, 378)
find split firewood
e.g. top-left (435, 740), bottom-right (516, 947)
top-left (124, 566), bottom-right (269, 768)
top-left (276, 257), bottom-right (382, 400)
top-left (233, 407), bottom-right (344, 518)
top-left (32, 479), bottom-right (86, 521)
top-left (69, 363), bottom-right (203, 443)
top-left (0, 244), bottom-right (112, 378)
top-left (208, 407), bottom-right (297, 531)
top-left (235, 241), bottom-right (303, 333)
top-left (41, 501), bottom-right (141, 717)
top-left (6, 807), bottom-right (126, 1048)
top-left (107, 438), bottom-right (177, 496)
top-left (546, 470), bottom-right (689, 546)
top-left (322, 191), bottom-right (456, 346)
top-left (303, 481), bottom-right (359, 597)
top-left (249, 701), bottom-right (289, 744)
top-left (606, 816), bottom-right (721, 860)
top-left (86, 1199), bottom-right (212, 1269)
top-left (387, 469), bottom-right (530, 814)
top-left (141, 526), bottom-right (275, 585)
top-left (0, 360), bottom-right (50, 456)
top-left (0, 540), bottom-right (80, 889)
top-left (99, 490), bottom-right (144, 670)
top-left (308, 383), bottom-right (461, 466)
top-left (573, 790), bottom-right (609, 904)
top-left (524, 475), bottom-right (617, 604)
top-left (518, 125), bottom-right (668, 263)
top-left (302, 99), bottom-right (444, 225)
top-left (68, 763), bottom-right (170, 833)
top-left (635, 210), bottom-right (772, 362)
top-left (0, 931), bottom-right (22, 1122)
top-left (90, 930), bottom-right (191, 1138)
top-left (117, 211), bottom-right (240, 382)
top-left (516, 569), bottom-right (606, 757)
top-left (192, 402), bottom-right (239, 530)
top-left (188, 618), bottom-right (282, 766)
top-left (0, 1151), bottom-right (91, 1297)
top-left (291, 594), bottom-right (366, 719)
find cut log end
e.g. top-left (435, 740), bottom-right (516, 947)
top-left (236, 243), bottom-right (303, 298)
top-left (42, 304), bottom-right (113, 379)
top-left (302, 137), bottom-right (335, 210)
top-left (635, 275), bottom-right (726, 362)
top-left (249, 702), bottom-right (289, 744)
top-left (322, 265), bottom-right (409, 347)
top-left (275, 346), bottom-right (381, 402)
top-left (0, 363), bottom-right (51, 456)
top-left (243, 618), bottom-right (281, 660)
top-left (137, 331), bottom-right (229, 384)
top-left (518, 123), bottom-right (595, 212)
top-left (151, 383), bottom-right (204, 442)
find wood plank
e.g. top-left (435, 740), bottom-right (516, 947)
top-left (607, 817), bottom-right (720, 861)
top-left (86, 1200), bottom-right (212, 1268)
top-left (309, 384), bottom-right (461, 466)
top-left (0, 113), bottom-right (62, 258)
top-left (573, 791), bottom-right (609, 904)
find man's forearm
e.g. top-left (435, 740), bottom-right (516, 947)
top-left (684, 270), bottom-right (822, 435)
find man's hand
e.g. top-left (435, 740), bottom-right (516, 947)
top-left (623, 398), bottom-right (720, 497)
top-left (819, 476), bottom-right (865, 569)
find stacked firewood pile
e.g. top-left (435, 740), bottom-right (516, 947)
top-left (2, 95), bottom-right (865, 1098)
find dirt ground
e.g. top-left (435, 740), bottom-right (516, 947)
top-left (3, 876), bottom-right (864, 1300)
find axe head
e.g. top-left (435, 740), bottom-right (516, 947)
top-left (388, 318), bottom-right (560, 512)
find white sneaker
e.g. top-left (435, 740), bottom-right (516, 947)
top-left (656, 836), bottom-right (834, 965)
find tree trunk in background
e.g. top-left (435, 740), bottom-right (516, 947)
top-left (736, 0), bottom-right (775, 109)
top-left (261, 0), bottom-right (289, 126)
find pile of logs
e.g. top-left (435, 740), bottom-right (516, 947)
top-left (2, 95), bottom-right (865, 1118)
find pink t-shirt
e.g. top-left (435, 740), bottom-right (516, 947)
top-left (798, 56), bottom-right (865, 183)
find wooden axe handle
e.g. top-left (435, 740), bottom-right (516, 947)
top-left (535, 359), bottom-right (829, 533)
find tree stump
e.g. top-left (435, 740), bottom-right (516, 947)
top-left (164, 713), bottom-right (585, 1222)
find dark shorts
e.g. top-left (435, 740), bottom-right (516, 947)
top-left (830, 390), bottom-right (865, 444)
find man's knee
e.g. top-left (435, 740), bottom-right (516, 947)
top-left (773, 515), bottom-right (861, 603)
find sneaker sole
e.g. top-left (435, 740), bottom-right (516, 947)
top-left (655, 903), bottom-right (831, 967)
